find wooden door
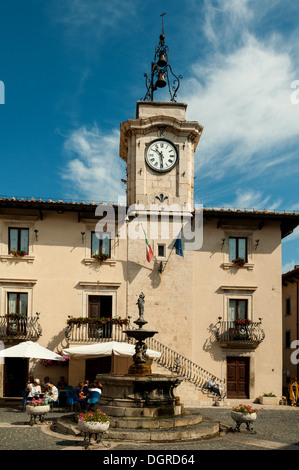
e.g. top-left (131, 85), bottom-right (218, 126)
top-left (227, 357), bottom-right (250, 399)
top-left (88, 295), bottom-right (112, 338)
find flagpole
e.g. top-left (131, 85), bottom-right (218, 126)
top-left (159, 225), bottom-right (184, 273)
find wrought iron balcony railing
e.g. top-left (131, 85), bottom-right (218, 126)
top-left (215, 318), bottom-right (265, 348)
top-left (65, 319), bottom-right (131, 343)
top-left (0, 313), bottom-right (42, 341)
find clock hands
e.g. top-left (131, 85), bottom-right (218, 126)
top-left (152, 148), bottom-right (164, 169)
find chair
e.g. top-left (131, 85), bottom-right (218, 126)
top-left (66, 390), bottom-right (80, 412)
top-left (87, 391), bottom-right (100, 411)
top-left (49, 393), bottom-right (60, 412)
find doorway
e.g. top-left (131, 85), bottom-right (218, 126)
top-left (88, 295), bottom-right (113, 338)
top-left (85, 357), bottom-right (112, 383)
top-left (4, 357), bottom-right (28, 397)
top-left (227, 357), bottom-right (250, 399)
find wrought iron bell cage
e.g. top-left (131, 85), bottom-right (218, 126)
top-left (143, 13), bottom-right (182, 102)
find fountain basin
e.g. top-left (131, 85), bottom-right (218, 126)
top-left (96, 373), bottom-right (184, 418)
top-left (124, 329), bottom-right (158, 342)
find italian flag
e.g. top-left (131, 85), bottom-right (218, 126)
top-left (142, 225), bottom-right (153, 262)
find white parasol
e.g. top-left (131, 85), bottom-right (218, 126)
top-left (62, 341), bottom-right (161, 359)
top-left (0, 340), bottom-right (65, 360)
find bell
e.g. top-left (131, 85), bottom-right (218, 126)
top-left (157, 53), bottom-right (167, 67)
top-left (155, 72), bottom-right (167, 88)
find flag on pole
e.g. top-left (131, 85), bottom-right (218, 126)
top-left (174, 231), bottom-right (184, 258)
top-left (142, 225), bottom-right (153, 262)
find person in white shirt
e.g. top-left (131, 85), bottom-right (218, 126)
top-left (44, 383), bottom-right (59, 402)
top-left (27, 378), bottom-right (42, 397)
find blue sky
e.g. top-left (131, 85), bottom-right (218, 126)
top-left (0, 0), bottom-right (298, 272)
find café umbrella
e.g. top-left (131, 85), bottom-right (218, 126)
top-left (0, 340), bottom-right (65, 361)
top-left (62, 341), bottom-right (161, 359)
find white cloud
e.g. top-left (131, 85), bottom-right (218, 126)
top-left (61, 124), bottom-right (126, 202)
top-left (223, 189), bottom-right (282, 211)
top-left (181, 1), bottom-right (299, 190)
top-left (183, 37), bottom-right (299, 178)
top-left (283, 226), bottom-right (299, 243)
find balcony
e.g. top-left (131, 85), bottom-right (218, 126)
top-left (215, 318), bottom-right (265, 349)
top-left (0, 313), bottom-right (42, 341)
top-left (65, 316), bottom-right (131, 344)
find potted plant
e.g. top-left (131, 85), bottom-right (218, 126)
top-left (9, 250), bottom-right (27, 257)
top-left (39, 353), bottom-right (69, 367)
top-left (26, 398), bottom-right (50, 425)
top-left (92, 253), bottom-right (110, 262)
top-left (259, 393), bottom-right (279, 405)
top-left (232, 257), bottom-right (246, 267)
top-left (231, 404), bottom-right (258, 432)
top-left (78, 409), bottom-right (110, 434)
top-left (234, 319), bottom-right (252, 326)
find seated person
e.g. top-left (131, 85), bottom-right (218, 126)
top-left (87, 380), bottom-right (103, 409)
top-left (90, 380), bottom-right (103, 395)
top-left (27, 378), bottom-right (42, 398)
top-left (83, 380), bottom-right (90, 396)
top-left (42, 376), bottom-right (50, 392)
top-left (206, 377), bottom-right (221, 397)
top-left (57, 376), bottom-right (68, 390)
top-left (73, 382), bottom-right (87, 409)
top-left (44, 383), bottom-right (59, 403)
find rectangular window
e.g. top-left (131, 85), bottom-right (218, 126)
top-left (91, 232), bottom-right (111, 257)
top-left (229, 237), bottom-right (247, 262)
top-left (228, 299), bottom-right (248, 322)
top-left (7, 292), bottom-right (28, 316)
top-left (9, 228), bottom-right (29, 254)
top-left (158, 244), bottom-right (165, 257)
top-left (286, 298), bottom-right (291, 316)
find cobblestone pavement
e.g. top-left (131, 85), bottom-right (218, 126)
top-left (0, 404), bottom-right (299, 452)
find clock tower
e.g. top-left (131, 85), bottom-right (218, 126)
top-left (119, 18), bottom-right (203, 213)
top-left (120, 101), bottom-right (203, 211)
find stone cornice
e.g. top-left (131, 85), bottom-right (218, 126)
top-left (120, 115), bottom-right (203, 162)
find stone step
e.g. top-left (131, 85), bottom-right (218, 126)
top-left (109, 410), bottom-right (203, 429)
top-left (55, 412), bottom-right (220, 443)
top-left (104, 421), bottom-right (219, 442)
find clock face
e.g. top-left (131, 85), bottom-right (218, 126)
top-left (145, 139), bottom-right (178, 173)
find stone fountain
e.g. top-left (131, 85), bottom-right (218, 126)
top-left (56, 293), bottom-right (220, 442)
top-left (96, 293), bottom-right (184, 418)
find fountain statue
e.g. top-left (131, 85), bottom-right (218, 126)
top-left (124, 292), bottom-right (158, 375)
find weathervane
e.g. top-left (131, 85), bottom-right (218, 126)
top-left (142, 13), bottom-right (182, 102)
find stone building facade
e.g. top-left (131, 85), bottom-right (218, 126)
top-left (0, 100), bottom-right (298, 405)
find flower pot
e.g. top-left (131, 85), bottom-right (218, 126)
top-left (78, 420), bottom-right (110, 434)
top-left (259, 396), bottom-right (279, 405)
top-left (26, 404), bottom-right (50, 425)
top-left (231, 410), bottom-right (257, 433)
top-left (26, 404), bottom-right (50, 416)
